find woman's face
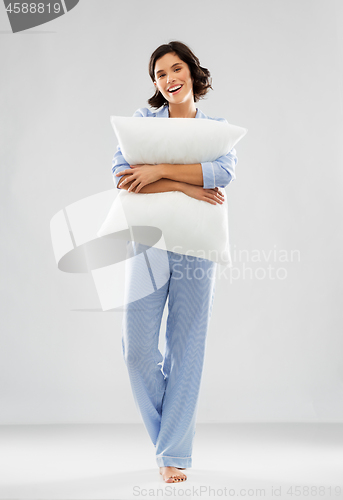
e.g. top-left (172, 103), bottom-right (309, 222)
top-left (153, 52), bottom-right (194, 105)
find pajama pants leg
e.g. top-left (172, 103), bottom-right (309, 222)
top-left (121, 242), bottom-right (217, 469)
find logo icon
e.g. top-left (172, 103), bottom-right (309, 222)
top-left (3, 0), bottom-right (79, 33)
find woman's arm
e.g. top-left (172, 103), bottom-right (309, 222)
top-left (116, 148), bottom-right (238, 192)
top-left (160, 163), bottom-right (203, 186)
top-left (118, 175), bottom-right (224, 205)
top-left (112, 146), bottom-right (132, 189)
top-left (111, 108), bottom-right (148, 189)
top-left (118, 175), bottom-right (182, 193)
top-left (161, 147), bottom-right (238, 189)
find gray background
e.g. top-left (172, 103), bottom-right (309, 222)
top-left (1, 0), bottom-right (342, 424)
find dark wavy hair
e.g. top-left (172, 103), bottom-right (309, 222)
top-left (147, 41), bottom-right (213, 109)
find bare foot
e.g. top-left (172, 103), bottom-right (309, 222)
top-left (159, 466), bottom-right (187, 482)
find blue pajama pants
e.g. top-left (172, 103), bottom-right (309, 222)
top-left (121, 241), bottom-right (217, 468)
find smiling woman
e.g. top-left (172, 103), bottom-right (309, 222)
top-left (148, 41), bottom-right (213, 114)
top-left (153, 55), bottom-right (196, 114)
top-left (116, 42), bottom-right (232, 201)
top-left (111, 40), bottom-right (239, 485)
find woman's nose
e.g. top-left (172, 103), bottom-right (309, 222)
top-left (166, 74), bottom-right (175, 84)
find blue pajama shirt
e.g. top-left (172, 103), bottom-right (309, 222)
top-left (113, 105), bottom-right (238, 469)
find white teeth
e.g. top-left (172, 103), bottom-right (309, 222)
top-left (169, 85), bottom-right (182, 92)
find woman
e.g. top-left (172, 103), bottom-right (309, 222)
top-left (112, 41), bottom-right (238, 483)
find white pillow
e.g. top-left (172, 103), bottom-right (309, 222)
top-left (98, 117), bottom-right (247, 266)
top-left (110, 115), bottom-right (247, 165)
top-left (98, 189), bottom-right (231, 265)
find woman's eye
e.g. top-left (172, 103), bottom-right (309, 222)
top-left (158, 68), bottom-right (181, 78)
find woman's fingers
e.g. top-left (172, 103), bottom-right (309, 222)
top-left (128, 177), bottom-right (146, 192)
top-left (128, 181), bottom-right (139, 192)
top-left (203, 189), bottom-right (224, 205)
top-left (133, 182), bottom-right (144, 193)
top-left (212, 189), bottom-right (224, 203)
top-left (204, 193), bottom-right (218, 205)
top-left (119, 173), bottom-right (135, 187)
top-left (214, 189), bottom-right (224, 198)
top-left (204, 198), bottom-right (217, 205)
top-left (215, 193), bottom-right (224, 201)
top-left (116, 169), bottom-right (131, 176)
top-left (206, 188), bottom-right (224, 198)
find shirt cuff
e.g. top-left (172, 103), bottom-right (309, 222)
top-left (201, 161), bottom-right (215, 189)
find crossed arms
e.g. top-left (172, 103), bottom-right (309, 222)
top-left (112, 146), bottom-right (238, 206)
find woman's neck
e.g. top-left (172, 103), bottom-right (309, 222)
top-left (168, 101), bottom-right (197, 118)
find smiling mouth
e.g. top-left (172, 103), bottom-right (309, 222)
top-left (168, 85), bottom-right (183, 94)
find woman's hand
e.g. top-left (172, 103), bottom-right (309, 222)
top-left (181, 184), bottom-right (225, 205)
top-left (116, 164), bottom-right (163, 193)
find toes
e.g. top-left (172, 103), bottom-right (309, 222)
top-left (174, 475), bottom-right (186, 482)
top-left (160, 468), bottom-right (187, 483)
